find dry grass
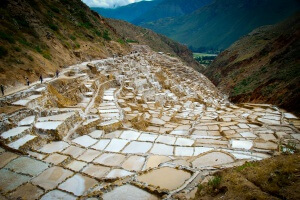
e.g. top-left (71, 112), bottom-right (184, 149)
top-left (194, 154), bottom-right (300, 200)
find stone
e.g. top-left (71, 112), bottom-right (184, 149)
top-left (58, 174), bottom-right (98, 196)
top-left (102, 185), bottom-right (159, 200)
top-left (5, 157), bottom-right (49, 176)
top-left (31, 166), bottom-right (73, 190)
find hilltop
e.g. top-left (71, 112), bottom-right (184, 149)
top-left (205, 13), bottom-right (300, 115)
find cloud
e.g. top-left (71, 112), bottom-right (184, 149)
top-left (82, 0), bottom-right (152, 8)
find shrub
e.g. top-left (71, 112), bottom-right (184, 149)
top-left (117, 39), bottom-right (125, 44)
top-left (0, 46), bottom-right (8, 58)
top-left (49, 24), bottom-right (59, 31)
top-left (103, 30), bottom-right (111, 41)
top-left (70, 35), bottom-right (76, 41)
top-left (0, 31), bottom-right (15, 43)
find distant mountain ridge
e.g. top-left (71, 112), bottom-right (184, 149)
top-left (142, 0), bottom-right (300, 51)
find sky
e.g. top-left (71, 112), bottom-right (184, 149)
top-left (82, 0), bottom-right (152, 8)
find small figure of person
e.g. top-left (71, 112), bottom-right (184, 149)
top-left (56, 70), bottom-right (59, 78)
top-left (39, 74), bottom-right (43, 84)
top-left (26, 77), bottom-right (30, 86)
top-left (0, 84), bottom-right (4, 96)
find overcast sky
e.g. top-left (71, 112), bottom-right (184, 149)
top-left (82, 0), bottom-right (152, 8)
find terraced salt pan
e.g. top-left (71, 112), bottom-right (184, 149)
top-left (58, 174), bottom-right (98, 196)
top-left (102, 185), bottom-right (158, 200)
top-left (35, 121), bottom-right (63, 130)
top-left (89, 130), bottom-right (103, 139)
top-left (175, 138), bottom-right (194, 146)
top-left (38, 141), bottom-right (69, 154)
top-left (8, 135), bottom-right (36, 150)
top-left (150, 143), bottom-right (174, 156)
top-left (94, 153), bottom-right (126, 167)
top-left (122, 156), bottom-right (146, 171)
top-left (122, 141), bottom-right (152, 154)
top-left (192, 152), bottom-right (235, 168)
top-left (72, 135), bottom-right (98, 147)
top-left (156, 135), bottom-right (176, 145)
top-left (37, 112), bottom-right (75, 122)
top-left (120, 130), bottom-right (141, 140)
top-left (230, 140), bottom-right (253, 150)
top-left (92, 139), bottom-right (110, 150)
top-left (82, 164), bottom-right (110, 179)
top-left (145, 155), bottom-right (171, 169)
top-left (104, 138), bottom-right (128, 152)
top-left (138, 133), bottom-right (158, 142)
top-left (40, 190), bottom-right (76, 200)
top-left (175, 147), bottom-right (194, 156)
top-left (12, 99), bottom-right (31, 106)
top-left (18, 116), bottom-right (35, 126)
top-left (1, 126), bottom-right (31, 139)
top-left (137, 167), bottom-right (191, 190)
top-left (0, 169), bottom-right (31, 192)
top-left (106, 169), bottom-right (134, 179)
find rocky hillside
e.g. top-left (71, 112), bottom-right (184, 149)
top-left (205, 13), bottom-right (300, 115)
top-left (106, 19), bottom-right (202, 71)
top-left (0, 0), bottom-right (130, 88)
top-left (143, 0), bottom-right (300, 51)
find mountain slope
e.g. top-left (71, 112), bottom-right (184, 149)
top-left (106, 19), bottom-right (202, 71)
top-left (91, 0), bottom-right (163, 23)
top-left (205, 13), bottom-right (300, 114)
top-left (0, 0), bottom-right (130, 87)
top-left (133, 0), bottom-right (213, 25)
top-left (143, 0), bottom-right (300, 51)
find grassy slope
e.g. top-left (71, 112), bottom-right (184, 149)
top-left (205, 13), bottom-right (300, 115)
top-left (0, 0), bottom-right (130, 87)
top-left (194, 153), bottom-right (300, 200)
top-left (106, 18), bottom-right (203, 71)
top-left (142, 0), bottom-right (300, 51)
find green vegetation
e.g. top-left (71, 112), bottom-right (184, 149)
top-left (102, 30), bottom-right (111, 41)
top-left (193, 52), bottom-right (217, 65)
top-left (0, 46), bottom-right (8, 58)
top-left (49, 24), bottom-right (59, 31)
top-left (126, 39), bottom-right (139, 43)
top-left (117, 39), bottom-right (125, 44)
top-left (208, 175), bottom-right (221, 189)
top-left (0, 31), bottom-right (15, 43)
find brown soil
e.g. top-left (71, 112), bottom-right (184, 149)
top-left (194, 154), bottom-right (300, 200)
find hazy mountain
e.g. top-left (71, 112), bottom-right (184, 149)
top-left (205, 13), bottom-right (300, 114)
top-left (142, 0), bottom-right (300, 51)
top-left (91, 0), bottom-right (163, 23)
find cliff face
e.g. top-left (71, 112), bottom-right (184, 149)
top-left (0, 0), bottom-right (132, 87)
top-left (205, 13), bottom-right (300, 114)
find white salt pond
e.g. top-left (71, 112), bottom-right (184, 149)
top-left (137, 167), bottom-right (191, 190)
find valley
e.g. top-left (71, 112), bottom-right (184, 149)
top-left (0, 46), bottom-right (299, 199)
